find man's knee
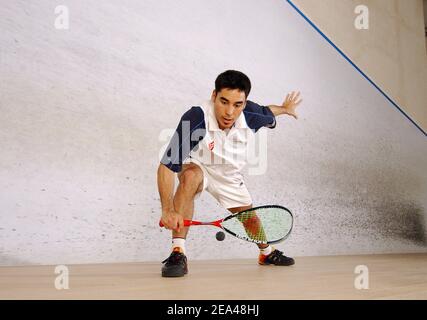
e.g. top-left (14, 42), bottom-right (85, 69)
top-left (228, 204), bottom-right (253, 214)
top-left (178, 166), bottom-right (203, 191)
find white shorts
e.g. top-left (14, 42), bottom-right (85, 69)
top-left (183, 158), bottom-right (252, 209)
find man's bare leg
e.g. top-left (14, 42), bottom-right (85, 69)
top-left (172, 163), bottom-right (204, 239)
top-left (227, 205), bottom-right (268, 250)
top-left (161, 163), bottom-right (204, 277)
top-left (227, 204), bottom-right (295, 266)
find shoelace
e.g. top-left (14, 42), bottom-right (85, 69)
top-left (162, 252), bottom-right (185, 264)
top-left (269, 249), bottom-right (286, 262)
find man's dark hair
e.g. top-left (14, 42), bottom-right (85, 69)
top-left (215, 70), bottom-right (251, 98)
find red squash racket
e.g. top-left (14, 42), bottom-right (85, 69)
top-left (159, 205), bottom-right (293, 245)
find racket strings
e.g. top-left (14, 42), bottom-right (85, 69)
top-left (221, 206), bottom-right (293, 244)
top-left (237, 212), bottom-right (267, 242)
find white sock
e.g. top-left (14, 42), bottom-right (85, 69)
top-left (172, 238), bottom-right (186, 254)
top-left (260, 245), bottom-right (273, 256)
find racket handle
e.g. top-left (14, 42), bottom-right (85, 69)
top-left (159, 220), bottom-right (192, 228)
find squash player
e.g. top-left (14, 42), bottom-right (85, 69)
top-left (158, 70), bottom-right (302, 277)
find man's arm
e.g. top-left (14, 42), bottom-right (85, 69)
top-left (157, 163), bottom-right (183, 232)
top-left (157, 106), bottom-right (206, 231)
top-left (267, 105), bottom-right (288, 117)
top-left (157, 163), bottom-right (175, 214)
top-left (267, 91), bottom-right (302, 119)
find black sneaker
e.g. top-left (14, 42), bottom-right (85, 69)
top-left (259, 248), bottom-right (295, 266)
top-left (161, 247), bottom-right (188, 277)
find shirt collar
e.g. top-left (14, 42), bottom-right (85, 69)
top-left (207, 100), bottom-right (248, 131)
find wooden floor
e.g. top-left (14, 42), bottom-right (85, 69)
top-left (1, 254), bottom-right (426, 300)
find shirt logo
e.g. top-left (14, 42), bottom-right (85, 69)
top-left (208, 141), bottom-right (215, 151)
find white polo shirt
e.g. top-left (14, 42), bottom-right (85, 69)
top-left (161, 99), bottom-right (276, 208)
top-left (188, 100), bottom-right (255, 184)
top-left (161, 99), bottom-right (276, 175)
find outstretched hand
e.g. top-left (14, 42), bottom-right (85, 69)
top-left (282, 91), bottom-right (302, 119)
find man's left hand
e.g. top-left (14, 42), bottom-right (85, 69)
top-left (281, 91), bottom-right (302, 119)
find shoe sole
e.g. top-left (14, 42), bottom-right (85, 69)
top-left (162, 268), bottom-right (188, 277)
top-left (162, 273), bottom-right (185, 277)
top-left (258, 261), bottom-right (295, 266)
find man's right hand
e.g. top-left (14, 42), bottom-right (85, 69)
top-left (161, 209), bottom-right (184, 232)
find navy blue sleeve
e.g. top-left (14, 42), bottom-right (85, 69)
top-left (243, 100), bottom-right (276, 132)
top-left (160, 106), bottom-right (206, 173)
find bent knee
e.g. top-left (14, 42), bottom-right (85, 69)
top-left (179, 166), bottom-right (203, 187)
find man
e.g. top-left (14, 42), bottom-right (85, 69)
top-left (158, 70), bottom-right (302, 277)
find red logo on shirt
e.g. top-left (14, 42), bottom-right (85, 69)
top-left (208, 141), bottom-right (215, 151)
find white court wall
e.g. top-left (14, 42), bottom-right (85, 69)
top-left (293, 0), bottom-right (427, 132)
top-left (0, 0), bottom-right (426, 265)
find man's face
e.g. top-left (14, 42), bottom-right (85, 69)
top-left (211, 88), bottom-right (246, 130)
